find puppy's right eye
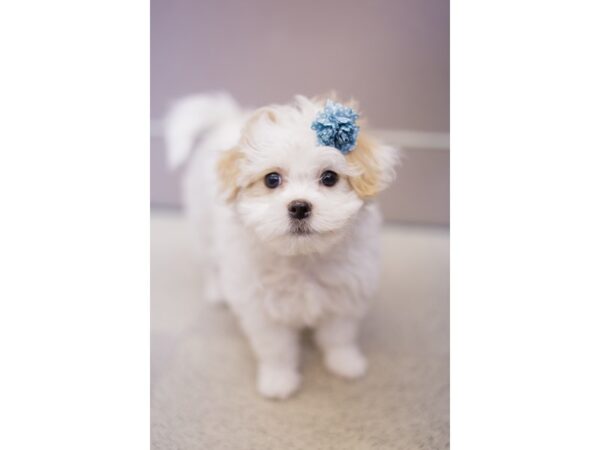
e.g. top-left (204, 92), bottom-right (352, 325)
top-left (264, 172), bottom-right (282, 189)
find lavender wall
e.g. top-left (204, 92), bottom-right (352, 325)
top-left (151, 0), bottom-right (448, 131)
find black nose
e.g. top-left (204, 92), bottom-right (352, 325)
top-left (288, 200), bottom-right (312, 220)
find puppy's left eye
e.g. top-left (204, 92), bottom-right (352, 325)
top-left (320, 170), bottom-right (338, 187)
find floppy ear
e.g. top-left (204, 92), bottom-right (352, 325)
top-left (216, 147), bottom-right (244, 202)
top-left (346, 132), bottom-right (400, 199)
top-left (215, 107), bottom-right (278, 202)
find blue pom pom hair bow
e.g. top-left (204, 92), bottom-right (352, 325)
top-left (311, 100), bottom-right (360, 154)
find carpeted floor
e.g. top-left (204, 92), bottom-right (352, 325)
top-left (151, 211), bottom-right (449, 449)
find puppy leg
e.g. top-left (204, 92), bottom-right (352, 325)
top-left (315, 316), bottom-right (368, 379)
top-left (239, 312), bottom-right (301, 399)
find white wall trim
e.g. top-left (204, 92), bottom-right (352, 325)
top-left (371, 129), bottom-right (449, 150)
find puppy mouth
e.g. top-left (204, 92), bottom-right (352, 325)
top-left (289, 220), bottom-right (313, 235)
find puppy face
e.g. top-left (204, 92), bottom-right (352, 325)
top-left (218, 96), bottom-right (398, 255)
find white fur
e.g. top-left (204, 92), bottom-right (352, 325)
top-left (165, 93), bottom-right (399, 399)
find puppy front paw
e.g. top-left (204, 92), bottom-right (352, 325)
top-left (257, 365), bottom-right (301, 400)
top-left (324, 346), bottom-right (368, 379)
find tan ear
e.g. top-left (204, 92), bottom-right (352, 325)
top-left (216, 147), bottom-right (244, 201)
top-left (346, 132), bottom-right (399, 199)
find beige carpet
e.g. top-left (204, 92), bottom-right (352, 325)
top-left (151, 211), bottom-right (449, 449)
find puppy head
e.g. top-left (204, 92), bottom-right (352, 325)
top-left (217, 96), bottom-right (399, 255)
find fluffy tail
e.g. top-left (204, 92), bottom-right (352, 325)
top-left (163, 92), bottom-right (240, 169)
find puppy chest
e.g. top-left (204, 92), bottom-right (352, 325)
top-left (257, 262), bottom-right (369, 326)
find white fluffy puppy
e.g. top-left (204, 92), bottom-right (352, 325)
top-left (165, 93), bottom-right (399, 399)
